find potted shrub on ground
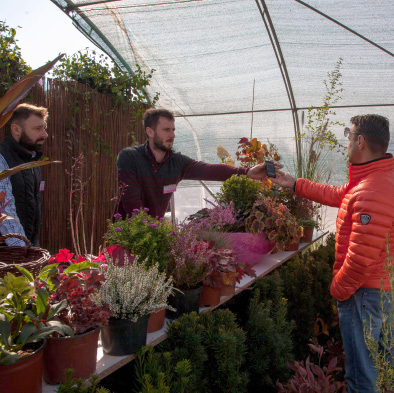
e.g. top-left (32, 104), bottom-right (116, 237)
top-left (0, 266), bottom-right (73, 393)
top-left (40, 249), bottom-right (112, 385)
top-left (92, 254), bottom-right (175, 355)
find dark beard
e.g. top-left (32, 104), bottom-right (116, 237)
top-left (153, 139), bottom-right (173, 153)
top-left (19, 133), bottom-right (44, 152)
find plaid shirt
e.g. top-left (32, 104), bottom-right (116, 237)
top-left (0, 154), bottom-right (27, 246)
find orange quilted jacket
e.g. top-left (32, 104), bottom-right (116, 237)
top-left (295, 154), bottom-right (394, 301)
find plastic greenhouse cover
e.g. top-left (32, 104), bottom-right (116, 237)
top-left (51, 0), bottom-right (394, 219)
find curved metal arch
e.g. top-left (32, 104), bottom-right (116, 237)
top-left (255, 0), bottom-right (302, 169)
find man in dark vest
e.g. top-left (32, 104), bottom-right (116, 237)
top-left (0, 103), bottom-right (48, 246)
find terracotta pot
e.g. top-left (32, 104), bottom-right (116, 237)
top-left (166, 285), bottom-right (203, 320)
top-left (221, 283), bottom-right (236, 297)
top-left (100, 315), bottom-right (149, 356)
top-left (0, 341), bottom-right (45, 393)
top-left (43, 329), bottom-right (99, 385)
top-left (301, 227), bottom-right (314, 243)
top-left (148, 309), bottom-right (166, 333)
top-left (199, 284), bottom-right (221, 307)
top-left (286, 240), bottom-right (300, 251)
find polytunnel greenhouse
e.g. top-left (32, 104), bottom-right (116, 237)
top-left (51, 0), bottom-right (394, 222)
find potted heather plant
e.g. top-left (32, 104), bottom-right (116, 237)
top-left (105, 208), bottom-right (176, 271)
top-left (165, 223), bottom-right (213, 319)
top-left (0, 266), bottom-right (73, 393)
top-left (39, 249), bottom-right (112, 385)
top-left (245, 197), bottom-right (303, 252)
top-left (92, 254), bottom-right (176, 356)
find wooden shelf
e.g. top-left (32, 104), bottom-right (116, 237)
top-left (43, 230), bottom-right (328, 392)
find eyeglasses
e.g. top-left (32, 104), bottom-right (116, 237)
top-left (344, 127), bottom-right (361, 139)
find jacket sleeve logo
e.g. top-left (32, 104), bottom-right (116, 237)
top-left (360, 214), bottom-right (371, 225)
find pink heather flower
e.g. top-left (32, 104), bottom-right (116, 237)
top-left (149, 224), bottom-right (157, 228)
top-left (113, 213), bottom-right (122, 219)
top-left (116, 227), bottom-right (122, 232)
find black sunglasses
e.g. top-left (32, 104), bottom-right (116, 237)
top-left (344, 127), bottom-right (361, 138)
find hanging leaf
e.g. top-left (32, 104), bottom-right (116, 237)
top-left (0, 53), bottom-right (64, 128)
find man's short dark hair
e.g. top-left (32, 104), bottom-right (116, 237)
top-left (143, 108), bottom-right (174, 132)
top-left (351, 114), bottom-right (390, 155)
top-left (5, 103), bottom-right (48, 133)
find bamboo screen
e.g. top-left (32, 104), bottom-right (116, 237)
top-left (0, 78), bottom-right (146, 255)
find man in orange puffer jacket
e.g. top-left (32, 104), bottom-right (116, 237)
top-left (272, 114), bottom-right (393, 393)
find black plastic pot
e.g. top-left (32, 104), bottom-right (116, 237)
top-left (166, 285), bottom-right (203, 319)
top-left (100, 314), bottom-right (149, 356)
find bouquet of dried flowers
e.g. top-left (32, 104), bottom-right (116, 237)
top-left (246, 197), bottom-right (303, 252)
top-left (92, 255), bottom-right (175, 322)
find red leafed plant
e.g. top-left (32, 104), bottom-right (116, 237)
top-left (276, 340), bottom-right (347, 393)
top-left (203, 247), bottom-right (256, 288)
top-left (236, 137), bottom-right (281, 167)
top-left (43, 249), bottom-right (111, 335)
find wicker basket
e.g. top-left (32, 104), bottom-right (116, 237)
top-left (0, 234), bottom-right (51, 278)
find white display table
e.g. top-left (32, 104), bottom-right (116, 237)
top-left (43, 230), bottom-right (328, 392)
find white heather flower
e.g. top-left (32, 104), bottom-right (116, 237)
top-left (92, 255), bottom-right (175, 321)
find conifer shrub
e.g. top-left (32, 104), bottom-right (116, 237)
top-left (134, 347), bottom-right (192, 393)
top-left (159, 310), bottom-right (249, 393)
top-left (281, 253), bottom-right (316, 359)
top-left (245, 286), bottom-right (294, 392)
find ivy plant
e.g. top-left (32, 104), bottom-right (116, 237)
top-left (0, 21), bottom-right (32, 97)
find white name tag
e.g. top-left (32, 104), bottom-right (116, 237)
top-left (163, 184), bottom-right (176, 194)
top-left (39, 181), bottom-right (45, 191)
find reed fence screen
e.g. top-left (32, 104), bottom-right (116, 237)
top-left (0, 78), bottom-right (146, 255)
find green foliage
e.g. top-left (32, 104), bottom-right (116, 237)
top-left (199, 310), bottom-right (249, 393)
top-left (56, 369), bottom-right (111, 393)
top-left (159, 310), bottom-right (248, 393)
top-left (364, 236), bottom-right (394, 393)
top-left (245, 285), bottom-right (294, 392)
top-left (159, 312), bottom-right (208, 391)
top-left (280, 235), bottom-right (337, 359)
top-left (106, 209), bottom-right (176, 271)
top-left (134, 347), bottom-right (192, 393)
top-left (0, 266), bottom-right (73, 365)
top-left (294, 57), bottom-right (346, 183)
top-left (216, 175), bottom-right (259, 219)
top-left (0, 21), bottom-right (31, 97)
top-left (51, 49), bottom-right (158, 108)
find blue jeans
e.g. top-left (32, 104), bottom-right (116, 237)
top-left (337, 288), bottom-right (393, 393)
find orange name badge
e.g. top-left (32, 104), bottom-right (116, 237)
top-left (163, 184), bottom-right (177, 194)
